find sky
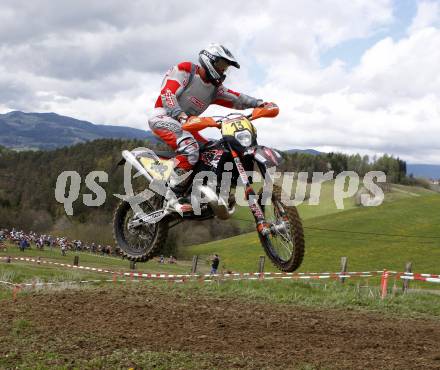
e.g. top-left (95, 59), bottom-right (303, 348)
top-left (1, 0), bottom-right (439, 164)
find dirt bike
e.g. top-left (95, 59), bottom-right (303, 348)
top-left (113, 103), bottom-right (305, 272)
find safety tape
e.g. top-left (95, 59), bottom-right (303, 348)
top-left (399, 276), bottom-right (440, 283)
top-left (2, 256), bottom-right (440, 284)
top-left (1, 256), bottom-right (385, 279)
top-left (398, 272), bottom-right (440, 279)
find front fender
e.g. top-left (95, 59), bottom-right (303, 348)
top-left (253, 146), bottom-right (283, 168)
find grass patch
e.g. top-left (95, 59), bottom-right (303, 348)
top-left (182, 194), bottom-right (440, 274)
top-left (165, 279), bottom-right (440, 318)
top-left (1, 244), bottom-right (202, 278)
top-left (0, 348), bottom-right (317, 370)
top-left (0, 262), bottom-right (104, 284)
top-left (11, 318), bottom-right (33, 336)
top-left (231, 181), bottom-right (436, 229)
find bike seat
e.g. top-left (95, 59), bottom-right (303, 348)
top-left (154, 151), bottom-right (175, 159)
top-left (199, 140), bottom-right (218, 152)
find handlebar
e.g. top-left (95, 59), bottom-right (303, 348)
top-left (182, 102), bottom-right (279, 132)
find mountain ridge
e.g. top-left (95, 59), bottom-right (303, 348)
top-left (2, 110), bottom-right (439, 179)
top-left (0, 110), bottom-right (157, 150)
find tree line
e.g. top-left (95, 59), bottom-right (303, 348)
top-left (0, 139), bottom-right (424, 250)
top-left (279, 151), bottom-right (408, 184)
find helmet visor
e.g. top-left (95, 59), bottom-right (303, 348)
top-left (213, 58), bottom-right (230, 74)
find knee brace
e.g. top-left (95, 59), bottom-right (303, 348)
top-left (176, 134), bottom-right (199, 166)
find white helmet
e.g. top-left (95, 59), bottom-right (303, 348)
top-left (199, 43), bottom-right (240, 86)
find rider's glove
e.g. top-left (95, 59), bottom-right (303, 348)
top-left (257, 100), bottom-right (275, 108)
top-left (177, 112), bottom-right (188, 124)
top-left (256, 99), bottom-right (265, 107)
top-left (258, 101), bottom-right (275, 108)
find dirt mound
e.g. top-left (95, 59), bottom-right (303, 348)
top-left (1, 285), bottom-right (440, 369)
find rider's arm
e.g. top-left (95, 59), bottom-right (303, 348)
top-left (212, 85), bottom-right (263, 110)
top-left (155, 62), bottom-right (192, 120)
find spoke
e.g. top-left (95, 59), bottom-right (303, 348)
top-left (141, 238), bottom-right (148, 249)
top-left (277, 238), bottom-right (293, 258)
top-left (265, 201), bottom-right (294, 261)
top-left (276, 227), bottom-right (292, 243)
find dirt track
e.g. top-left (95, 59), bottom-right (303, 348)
top-left (1, 285), bottom-right (440, 369)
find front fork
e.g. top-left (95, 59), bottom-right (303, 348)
top-left (230, 148), bottom-right (271, 236)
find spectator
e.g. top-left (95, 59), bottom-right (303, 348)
top-left (211, 254), bottom-right (220, 274)
top-left (2, 228), bottom-right (124, 262)
top-left (19, 238), bottom-right (29, 252)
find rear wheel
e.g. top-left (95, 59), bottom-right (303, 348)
top-left (258, 185), bottom-right (305, 272)
top-left (112, 196), bottom-right (168, 262)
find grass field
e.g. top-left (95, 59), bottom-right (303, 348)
top-left (231, 181), bottom-right (436, 229)
top-left (0, 243), bottom-right (211, 285)
top-left (2, 184), bottom-right (439, 281)
top-left (182, 191), bottom-right (440, 274)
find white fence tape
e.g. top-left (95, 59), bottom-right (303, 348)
top-left (2, 256), bottom-right (440, 285)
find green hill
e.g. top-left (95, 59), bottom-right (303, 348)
top-left (182, 192), bottom-right (440, 274)
top-left (231, 181), bottom-right (435, 228)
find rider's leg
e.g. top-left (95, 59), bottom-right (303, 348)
top-left (148, 115), bottom-right (199, 211)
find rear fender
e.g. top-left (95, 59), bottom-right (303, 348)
top-left (121, 150), bottom-right (154, 182)
top-left (127, 149), bottom-right (175, 182)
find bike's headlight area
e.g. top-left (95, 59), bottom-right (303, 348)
top-left (234, 130), bottom-right (252, 147)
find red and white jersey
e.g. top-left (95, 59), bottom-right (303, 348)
top-left (153, 62), bottom-right (261, 119)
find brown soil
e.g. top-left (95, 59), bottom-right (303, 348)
top-left (1, 285), bottom-right (440, 369)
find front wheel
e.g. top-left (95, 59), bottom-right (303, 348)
top-left (112, 196), bottom-right (168, 262)
top-left (258, 185), bottom-right (305, 272)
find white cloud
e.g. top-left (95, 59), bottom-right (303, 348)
top-left (408, 0), bottom-right (440, 33)
top-left (2, 0), bottom-right (440, 164)
top-left (250, 1), bottom-right (440, 164)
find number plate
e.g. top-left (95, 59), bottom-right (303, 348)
top-left (221, 117), bottom-right (256, 136)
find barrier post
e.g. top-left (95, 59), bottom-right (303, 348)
top-left (130, 261), bottom-right (136, 270)
top-left (191, 255), bottom-right (198, 274)
top-left (73, 255), bottom-right (79, 266)
top-left (340, 256), bottom-right (348, 284)
top-left (258, 256), bottom-right (265, 274)
top-left (12, 285), bottom-right (20, 302)
top-left (380, 270), bottom-right (389, 299)
top-left (402, 262), bottom-right (412, 294)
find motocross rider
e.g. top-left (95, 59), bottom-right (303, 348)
top-left (148, 43), bottom-right (266, 213)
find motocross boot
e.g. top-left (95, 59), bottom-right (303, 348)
top-left (165, 168), bottom-right (193, 214)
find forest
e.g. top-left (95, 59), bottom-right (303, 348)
top-left (0, 139), bottom-right (420, 252)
